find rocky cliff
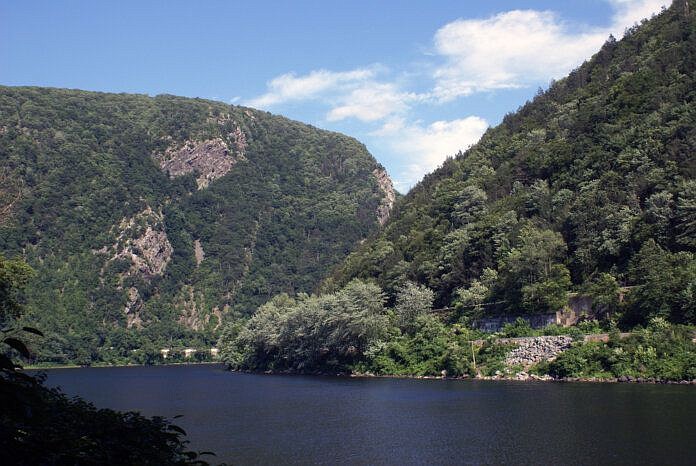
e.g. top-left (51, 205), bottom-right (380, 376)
top-left (373, 168), bottom-right (396, 225)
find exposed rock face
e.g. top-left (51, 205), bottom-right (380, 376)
top-left (156, 138), bottom-right (244, 189)
top-left (96, 206), bottom-right (173, 325)
top-left (175, 286), bottom-right (227, 331)
top-left (177, 286), bottom-right (205, 331)
top-left (503, 336), bottom-right (574, 367)
top-left (373, 168), bottom-right (395, 226)
top-left (99, 206), bottom-right (173, 281)
top-left (131, 227), bottom-right (172, 277)
top-left (194, 239), bottom-right (205, 267)
top-left (211, 305), bottom-right (226, 331)
top-left (124, 287), bottom-right (143, 329)
top-left (229, 125), bottom-right (248, 154)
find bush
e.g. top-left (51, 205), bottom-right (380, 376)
top-left (0, 371), bottom-right (212, 465)
top-left (475, 342), bottom-right (518, 376)
top-left (500, 317), bottom-right (536, 337)
top-left (541, 323), bottom-right (696, 380)
top-left (225, 280), bottom-right (390, 372)
top-left (358, 314), bottom-right (470, 376)
top-left (545, 341), bottom-right (614, 379)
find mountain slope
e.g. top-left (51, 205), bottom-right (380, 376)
top-left (329, 2), bottom-right (696, 325)
top-left (0, 87), bottom-right (394, 364)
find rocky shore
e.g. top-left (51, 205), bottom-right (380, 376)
top-left (502, 335), bottom-right (574, 367)
top-left (474, 371), bottom-right (696, 384)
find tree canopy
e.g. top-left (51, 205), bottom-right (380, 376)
top-left (328, 3), bottom-right (696, 326)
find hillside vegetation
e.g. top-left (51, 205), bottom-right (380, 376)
top-left (0, 87), bottom-right (393, 365)
top-left (222, 2), bottom-right (696, 378)
top-left (329, 2), bottom-right (696, 325)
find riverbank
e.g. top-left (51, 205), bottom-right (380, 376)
top-left (32, 360), bottom-right (696, 385)
top-left (358, 372), bottom-right (696, 385)
top-left (231, 367), bottom-right (696, 385)
top-left (24, 360), bottom-right (222, 370)
top-left (473, 371), bottom-right (696, 385)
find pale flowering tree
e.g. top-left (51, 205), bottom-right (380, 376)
top-left (395, 281), bottom-right (435, 333)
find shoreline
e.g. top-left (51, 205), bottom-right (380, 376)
top-left (24, 361), bottom-right (223, 370)
top-left (232, 368), bottom-right (696, 386)
top-left (24, 362), bottom-right (696, 385)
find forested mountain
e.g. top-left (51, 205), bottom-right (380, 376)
top-left (0, 87), bottom-right (394, 364)
top-left (328, 1), bottom-right (696, 327)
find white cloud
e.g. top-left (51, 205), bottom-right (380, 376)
top-left (327, 83), bottom-right (425, 122)
top-left (610, 0), bottom-right (669, 30)
top-left (433, 11), bottom-right (603, 101)
top-left (431, 0), bottom-right (668, 101)
top-left (243, 0), bottom-right (668, 190)
top-left (376, 116), bottom-right (489, 189)
top-left (245, 66), bottom-right (421, 123)
top-left (245, 68), bottom-right (377, 108)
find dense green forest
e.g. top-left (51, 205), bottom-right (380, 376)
top-left (221, 2), bottom-right (696, 378)
top-left (329, 2), bottom-right (696, 324)
top-left (0, 87), bottom-right (393, 365)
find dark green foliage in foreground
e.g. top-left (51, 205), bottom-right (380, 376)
top-left (0, 371), bottom-right (213, 465)
top-left (0, 255), bottom-right (213, 465)
top-left (328, 4), bottom-right (696, 326)
top-left (0, 87), bottom-right (388, 365)
top-left (535, 319), bottom-right (696, 381)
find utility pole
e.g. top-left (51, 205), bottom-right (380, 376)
top-left (470, 341), bottom-right (477, 370)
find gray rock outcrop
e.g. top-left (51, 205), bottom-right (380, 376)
top-left (373, 168), bottom-right (395, 225)
top-left (95, 206), bottom-right (173, 327)
top-left (504, 336), bottom-right (574, 367)
top-left (156, 138), bottom-right (244, 189)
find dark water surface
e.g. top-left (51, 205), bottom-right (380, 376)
top-left (39, 364), bottom-right (695, 465)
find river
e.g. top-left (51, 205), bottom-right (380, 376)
top-left (39, 364), bottom-right (695, 465)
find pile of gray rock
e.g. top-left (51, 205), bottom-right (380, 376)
top-left (504, 336), bottom-right (574, 367)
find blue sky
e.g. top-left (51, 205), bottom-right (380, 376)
top-left (0, 0), bottom-right (668, 190)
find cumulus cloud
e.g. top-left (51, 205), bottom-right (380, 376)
top-left (432, 11), bottom-right (604, 100)
top-left (245, 66), bottom-right (423, 123)
top-left (375, 116), bottom-right (489, 189)
top-left (246, 0), bottom-right (668, 115)
top-left (431, 0), bottom-right (668, 101)
top-left (244, 0), bottom-right (668, 190)
top-left (610, 0), bottom-right (669, 30)
top-left (327, 83), bottom-right (425, 122)
top-left (245, 68), bottom-right (377, 108)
